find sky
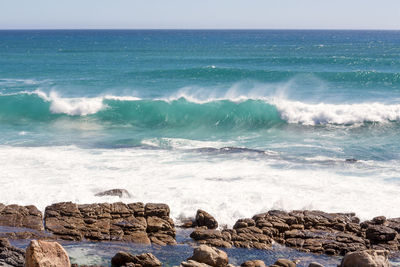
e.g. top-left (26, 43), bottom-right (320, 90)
top-left (0, 0), bottom-right (399, 30)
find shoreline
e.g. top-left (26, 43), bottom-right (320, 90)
top-left (1, 200), bottom-right (400, 266)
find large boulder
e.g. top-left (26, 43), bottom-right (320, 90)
top-left (188, 245), bottom-right (229, 267)
top-left (196, 210), bottom-right (218, 229)
top-left (25, 240), bottom-right (70, 267)
top-left (111, 251), bottom-right (161, 267)
top-left (0, 204), bottom-right (43, 231)
top-left (0, 237), bottom-right (25, 267)
top-left (339, 250), bottom-right (389, 267)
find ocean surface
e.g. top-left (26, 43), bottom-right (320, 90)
top-left (1, 30), bottom-right (400, 227)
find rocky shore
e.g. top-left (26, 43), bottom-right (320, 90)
top-left (0, 199), bottom-right (399, 266)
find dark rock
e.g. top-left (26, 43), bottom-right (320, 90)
top-left (308, 263), bottom-right (324, 267)
top-left (111, 251), bottom-right (161, 267)
top-left (0, 237), bottom-right (25, 267)
top-left (0, 204), bottom-right (43, 231)
top-left (95, 189), bottom-right (132, 198)
top-left (196, 210), bottom-right (218, 229)
top-left (366, 225), bottom-right (397, 243)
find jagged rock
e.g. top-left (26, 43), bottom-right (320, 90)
top-left (0, 204), bottom-right (43, 231)
top-left (44, 202), bottom-right (175, 245)
top-left (25, 240), bottom-right (70, 267)
top-left (190, 209), bottom-right (400, 256)
top-left (95, 189), bottom-right (132, 198)
top-left (0, 238), bottom-right (25, 267)
top-left (270, 259), bottom-right (296, 267)
top-left (196, 210), bottom-right (218, 229)
top-left (188, 245), bottom-right (228, 267)
top-left (339, 250), bottom-right (389, 267)
top-left (111, 251), bottom-right (161, 267)
top-left (241, 260), bottom-right (266, 267)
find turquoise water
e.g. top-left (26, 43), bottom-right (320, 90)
top-left (1, 30), bottom-right (400, 226)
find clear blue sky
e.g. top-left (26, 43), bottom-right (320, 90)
top-left (1, 0), bottom-right (399, 30)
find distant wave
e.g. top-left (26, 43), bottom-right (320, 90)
top-left (0, 91), bottom-right (400, 127)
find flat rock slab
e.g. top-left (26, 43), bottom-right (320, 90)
top-left (0, 204), bottom-right (43, 231)
top-left (44, 202), bottom-right (176, 245)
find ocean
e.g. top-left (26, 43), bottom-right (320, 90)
top-left (1, 30), bottom-right (400, 228)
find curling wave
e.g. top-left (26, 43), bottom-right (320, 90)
top-left (0, 91), bottom-right (400, 127)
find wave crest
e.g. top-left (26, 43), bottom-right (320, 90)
top-left (1, 90), bottom-right (400, 127)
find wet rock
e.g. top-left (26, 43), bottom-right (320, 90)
top-left (44, 202), bottom-right (175, 245)
top-left (339, 250), bottom-right (389, 267)
top-left (188, 245), bottom-right (229, 267)
top-left (111, 251), bottom-right (162, 267)
top-left (308, 263), bottom-right (323, 267)
top-left (95, 189), bottom-right (132, 198)
top-left (25, 240), bottom-right (70, 267)
top-left (0, 204), bottom-right (43, 231)
top-left (196, 210), bottom-right (218, 230)
top-left (270, 259), bottom-right (296, 267)
top-left (0, 237), bottom-right (25, 267)
top-left (241, 260), bottom-right (266, 267)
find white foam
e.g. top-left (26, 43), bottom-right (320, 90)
top-left (141, 138), bottom-right (233, 149)
top-left (272, 99), bottom-right (400, 125)
top-left (0, 145), bottom-right (399, 227)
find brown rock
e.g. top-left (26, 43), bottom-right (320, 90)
top-left (25, 240), bottom-right (70, 267)
top-left (188, 245), bottom-right (229, 267)
top-left (44, 202), bottom-right (174, 245)
top-left (180, 260), bottom-right (213, 267)
top-left (272, 259), bottom-right (296, 267)
top-left (366, 225), bottom-right (397, 243)
top-left (111, 251), bottom-right (161, 267)
top-left (241, 260), bottom-right (266, 267)
top-left (0, 204), bottom-right (43, 231)
top-left (339, 250), bottom-right (389, 267)
top-left (196, 210), bottom-right (218, 229)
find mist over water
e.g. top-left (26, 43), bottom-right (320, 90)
top-left (1, 30), bottom-right (400, 226)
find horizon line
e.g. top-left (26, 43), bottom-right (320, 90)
top-left (0, 28), bottom-right (400, 31)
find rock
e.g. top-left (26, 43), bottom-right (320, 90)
top-left (188, 245), bottom-right (229, 267)
top-left (271, 259), bottom-right (296, 267)
top-left (339, 250), bottom-right (389, 267)
top-left (0, 237), bottom-right (25, 267)
top-left (366, 225), bottom-right (397, 243)
top-left (241, 260), bottom-right (266, 267)
top-left (111, 251), bottom-right (161, 267)
top-left (44, 202), bottom-right (175, 245)
top-left (196, 210), bottom-right (218, 229)
top-left (0, 204), bottom-right (43, 231)
top-left (95, 189), bottom-right (132, 198)
top-left (25, 240), bottom-right (70, 267)
top-left (308, 263), bottom-right (324, 267)
top-left (180, 260), bottom-right (213, 267)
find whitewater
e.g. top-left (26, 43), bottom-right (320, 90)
top-left (1, 30), bottom-right (400, 228)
